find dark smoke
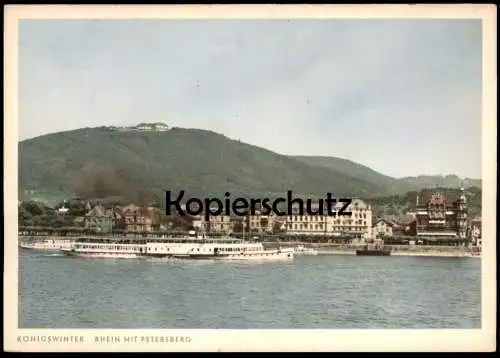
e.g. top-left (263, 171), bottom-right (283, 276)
top-left (135, 190), bottom-right (155, 206)
top-left (69, 164), bottom-right (131, 200)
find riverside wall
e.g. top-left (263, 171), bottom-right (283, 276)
top-left (263, 242), bottom-right (480, 258)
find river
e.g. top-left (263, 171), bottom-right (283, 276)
top-left (18, 250), bottom-right (481, 329)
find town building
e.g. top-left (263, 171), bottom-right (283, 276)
top-left (204, 214), bottom-right (233, 234)
top-left (377, 214), bottom-right (417, 236)
top-left (327, 198), bottom-right (372, 239)
top-left (84, 203), bottom-right (113, 233)
top-left (246, 206), bottom-right (284, 233)
top-left (191, 212), bottom-right (234, 234)
top-left (57, 201), bottom-right (69, 215)
top-left (120, 204), bottom-right (154, 232)
top-left (470, 216), bottom-right (481, 247)
top-left (284, 198), bottom-right (373, 239)
top-left (372, 218), bottom-right (395, 238)
top-left (415, 188), bottom-right (468, 241)
top-left (286, 210), bottom-right (328, 236)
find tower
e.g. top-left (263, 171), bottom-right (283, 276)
top-left (457, 187), bottom-right (468, 239)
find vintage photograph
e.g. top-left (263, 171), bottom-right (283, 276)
top-left (5, 4), bottom-right (496, 353)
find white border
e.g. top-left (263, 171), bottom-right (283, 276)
top-left (4, 4), bottom-right (497, 352)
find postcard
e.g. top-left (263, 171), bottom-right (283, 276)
top-left (4, 4), bottom-right (497, 352)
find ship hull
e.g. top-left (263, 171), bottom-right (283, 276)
top-left (19, 242), bottom-right (75, 252)
top-left (294, 251), bottom-right (318, 256)
top-left (60, 249), bottom-right (146, 259)
top-left (171, 251), bottom-right (294, 261)
top-left (356, 250), bottom-right (391, 256)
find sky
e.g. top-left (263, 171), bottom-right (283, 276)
top-left (18, 19), bottom-right (483, 179)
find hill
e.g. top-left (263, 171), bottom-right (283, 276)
top-left (19, 126), bottom-right (386, 203)
top-left (18, 124), bottom-right (481, 203)
top-left (294, 156), bottom-right (481, 195)
top-left (365, 186), bottom-right (482, 219)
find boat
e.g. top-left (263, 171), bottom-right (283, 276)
top-left (293, 245), bottom-right (318, 256)
top-left (146, 230), bottom-right (293, 261)
top-left (356, 240), bottom-right (391, 256)
top-left (147, 237), bottom-right (294, 261)
top-left (59, 237), bottom-right (148, 259)
top-left (19, 237), bottom-right (76, 252)
top-left (59, 232), bottom-right (294, 261)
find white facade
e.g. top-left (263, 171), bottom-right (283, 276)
top-left (190, 198), bottom-right (374, 238)
top-left (194, 214), bottom-right (233, 234)
top-left (470, 219), bottom-right (481, 247)
top-left (247, 211), bottom-right (275, 233)
top-left (57, 206), bottom-right (69, 214)
top-left (109, 122), bottom-right (170, 132)
top-left (285, 198), bottom-right (372, 238)
top-left (286, 214), bottom-right (328, 235)
top-left (372, 219), bottom-right (394, 237)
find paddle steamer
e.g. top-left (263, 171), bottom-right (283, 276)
top-left (59, 237), bottom-right (147, 259)
top-left (293, 245), bottom-right (318, 256)
top-left (59, 232), bottom-right (294, 261)
top-left (20, 237), bottom-right (76, 252)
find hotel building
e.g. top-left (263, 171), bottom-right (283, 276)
top-left (285, 198), bottom-right (373, 239)
top-left (415, 188), bottom-right (468, 239)
top-left (195, 214), bottom-right (233, 234)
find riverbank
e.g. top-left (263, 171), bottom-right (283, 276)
top-left (18, 236), bottom-right (480, 258)
top-left (314, 246), bottom-right (480, 258)
top-left (266, 242), bottom-right (481, 258)
top-left (316, 250), bottom-right (480, 258)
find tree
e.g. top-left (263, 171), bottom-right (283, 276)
top-left (22, 201), bottom-right (45, 216)
top-left (272, 221), bottom-right (285, 234)
top-left (233, 222), bottom-right (243, 233)
top-left (18, 206), bottom-right (33, 226)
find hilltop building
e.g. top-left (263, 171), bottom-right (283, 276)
top-left (109, 122), bottom-right (170, 132)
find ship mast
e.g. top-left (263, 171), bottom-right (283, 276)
top-left (243, 216), bottom-right (246, 241)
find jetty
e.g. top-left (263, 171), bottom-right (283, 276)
top-left (355, 240), bottom-right (392, 256)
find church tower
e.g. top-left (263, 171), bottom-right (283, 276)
top-left (456, 187), bottom-right (468, 240)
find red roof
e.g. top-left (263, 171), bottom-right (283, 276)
top-left (418, 190), bottom-right (459, 207)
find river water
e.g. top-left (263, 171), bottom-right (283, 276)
top-left (18, 250), bottom-right (481, 329)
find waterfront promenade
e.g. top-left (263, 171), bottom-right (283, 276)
top-left (263, 242), bottom-right (480, 258)
top-left (313, 245), bottom-right (477, 258)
